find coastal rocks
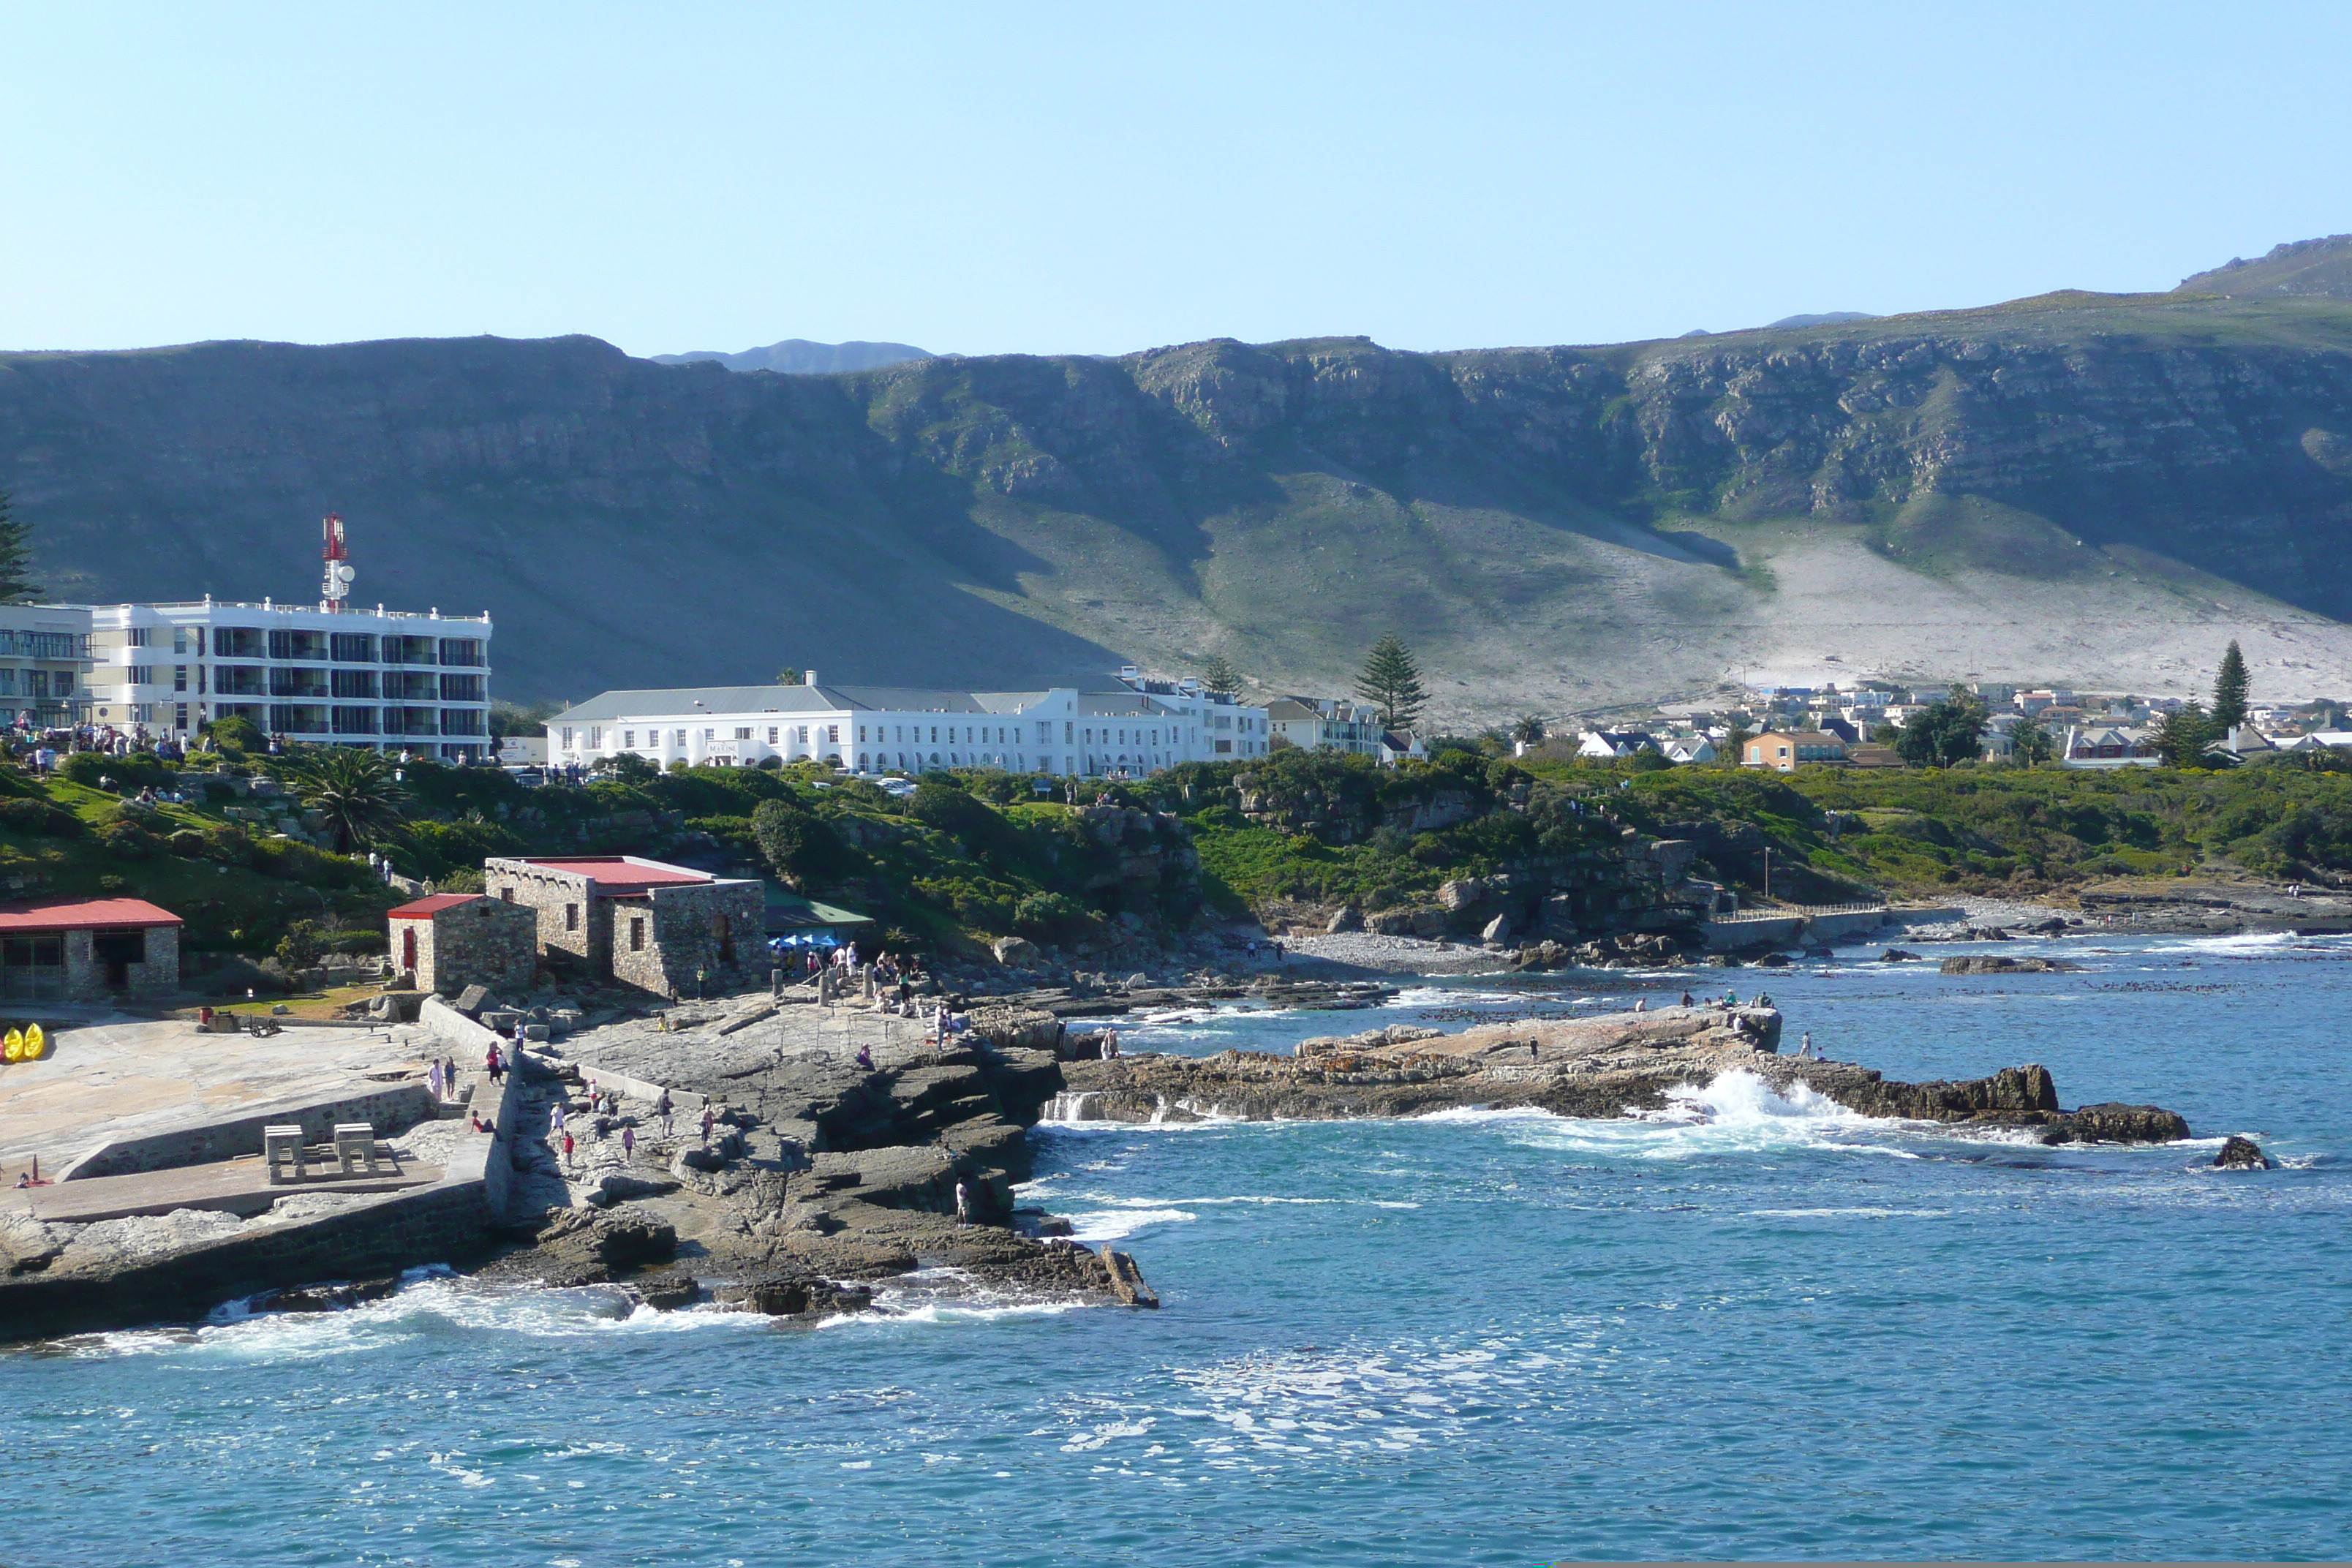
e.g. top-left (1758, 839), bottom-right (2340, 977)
top-left (715, 1270), bottom-right (875, 1318)
top-left (1100, 1246), bottom-right (1159, 1308)
top-left (2040, 1103), bottom-right (2195, 1145)
top-left (1065, 1006), bottom-right (1784, 1123)
top-left (1880, 949), bottom-right (1922, 962)
top-left (1938, 956), bottom-right (2082, 975)
top-left (990, 935), bottom-right (1041, 968)
top-left (2213, 1136), bottom-right (2274, 1170)
top-left (1065, 1006), bottom-right (2194, 1148)
top-left (1480, 913), bottom-right (1513, 945)
top-left (485, 1207), bottom-right (678, 1289)
top-left (252, 1276), bottom-right (401, 1314)
top-left (1515, 932), bottom-right (1687, 970)
top-left (1326, 905), bottom-right (1365, 934)
top-left (625, 1272), bottom-right (702, 1311)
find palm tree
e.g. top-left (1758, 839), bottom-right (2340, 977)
top-left (271, 745), bottom-right (411, 853)
top-left (1510, 715), bottom-right (1546, 747)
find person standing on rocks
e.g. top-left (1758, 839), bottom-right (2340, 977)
top-left (954, 1179), bottom-right (971, 1226)
top-left (560, 1129), bottom-right (575, 1171)
top-left (621, 1124), bottom-right (636, 1162)
top-left (549, 1100), bottom-right (566, 1134)
top-left (700, 1105), bottom-right (716, 1146)
top-left (428, 1060), bottom-right (445, 1101)
top-left (1103, 1028), bottom-right (1119, 1060)
top-left (486, 1042), bottom-right (504, 1083)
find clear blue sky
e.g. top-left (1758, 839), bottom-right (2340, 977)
top-left (5, 2), bottom-right (2348, 360)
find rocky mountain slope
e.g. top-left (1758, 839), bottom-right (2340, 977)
top-left (649, 338), bottom-right (932, 374)
top-left (7, 241), bottom-right (2352, 717)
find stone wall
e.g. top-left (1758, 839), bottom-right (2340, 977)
top-left (56, 924), bottom-right (181, 1002)
top-left (611, 880), bottom-right (766, 998)
top-left (401, 898), bottom-right (537, 996)
top-left (483, 859), bottom-right (604, 967)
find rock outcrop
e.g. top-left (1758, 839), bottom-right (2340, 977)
top-left (1061, 1005), bottom-right (2190, 1146)
top-left (2213, 1135), bottom-right (2274, 1169)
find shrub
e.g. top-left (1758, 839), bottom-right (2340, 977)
top-left (275, 920), bottom-right (323, 969)
top-left (167, 829), bottom-right (205, 856)
top-left (751, 797), bottom-right (852, 888)
top-left (91, 818), bottom-right (160, 859)
top-left (0, 796), bottom-right (78, 837)
top-left (325, 928), bottom-right (388, 954)
top-left (1013, 890), bottom-right (1096, 941)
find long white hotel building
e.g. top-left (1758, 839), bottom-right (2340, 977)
top-left (546, 668), bottom-right (1268, 776)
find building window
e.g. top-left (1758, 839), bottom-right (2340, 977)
top-left (675, 730), bottom-right (687, 747)
top-left (565, 903), bottom-right (579, 932)
top-left (623, 731), bottom-right (635, 748)
top-left (826, 725), bottom-right (839, 743)
top-left (735, 727), bottom-right (752, 741)
top-left (768, 727), bottom-right (778, 744)
top-left (500, 887), bottom-right (513, 901)
top-left (857, 725), bottom-right (867, 742)
top-left (587, 726), bottom-right (602, 749)
top-left (630, 916), bottom-right (645, 951)
top-left (560, 727), bottom-right (574, 750)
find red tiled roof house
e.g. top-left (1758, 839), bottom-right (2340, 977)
top-left (0, 895), bottom-right (181, 1001)
top-left (483, 856), bottom-right (764, 997)
top-left (386, 892), bottom-right (538, 998)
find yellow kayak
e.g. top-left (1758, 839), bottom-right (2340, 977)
top-left (2, 1028), bottom-right (20, 1063)
top-left (20, 1024), bottom-right (42, 1061)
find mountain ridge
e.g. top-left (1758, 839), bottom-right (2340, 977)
top-left (7, 247), bottom-right (2352, 719)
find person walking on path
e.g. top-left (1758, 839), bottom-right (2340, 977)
top-left (549, 1100), bottom-right (567, 1134)
top-left (700, 1105), bottom-right (716, 1146)
top-left (428, 1060), bottom-right (445, 1101)
top-left (621, 1124), bottom-right (636, 1162)
top-left (560, 1129), bottom-right (575, 1171)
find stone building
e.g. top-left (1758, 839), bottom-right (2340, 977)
top-left (0, 895), bottom-right (181, 1001)
top-left (387, 892), bottom-right (538, 997)
top-left (481, 856), bottom-right (766, 998)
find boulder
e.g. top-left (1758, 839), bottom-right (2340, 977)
top-left (1880, 949), bottom-right (1922, 962)
top-left (2213, 1135), bottom-right (2273, 1170)
top-left (1480, 913), bottom-right (1512, 945)
top-left (1368, 908), bottom-right (1417, 936)
top-left (1409, 909), bottom-right (1447, 940)
top-left (2041, 1102), bottom-right (2194, 1145)
top-left (991, 935), bottom-right (1041, 968)
top-left (1326, 905), bottom-right (1365, 934)
top-left (1098, 1245), bottom-right (1160, 1308)
top-left (1938, 956), bottom-right (2081, 975)
top-left (454, 984), bottom-right (495, 1017)
top-left (672, 1145), bottom-right (725, 1175)
top-left (629, 1273), bottom-right (701, 1311)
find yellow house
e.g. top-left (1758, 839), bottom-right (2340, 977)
top-left (1742, 731), bottom-right (1846, 772)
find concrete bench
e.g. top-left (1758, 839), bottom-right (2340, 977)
top-left (333, 1123), bottom-right (379, 1175)
top-left (264, 1124), bottom-right (306, 1184)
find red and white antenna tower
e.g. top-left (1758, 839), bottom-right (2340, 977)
top-left (320, 513), bottom-right (355, 612)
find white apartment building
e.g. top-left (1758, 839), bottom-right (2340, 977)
top-left (546, 670), bottom-right (1270, 776)
top-left (82, 598), bottom-right (493, 759)
top-left (0, 604), bottom-right (95, 727)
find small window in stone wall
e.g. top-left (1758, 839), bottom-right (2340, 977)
top-left (630, 917), bottom-right (645, 951)
top-left (565, 903), bottom-right (579, 931)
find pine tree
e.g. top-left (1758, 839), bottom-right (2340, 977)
top-left (2149, 701), bottom-right (2217, 769)
top-left (1199, 654), bottom-right (1240, 696)
top-left (1354, 633), bottom-right (1428, 729)
top-left (2212, 640), bottom-right (2250, 734)
top-left (0, 491), bottom-right (40, 604)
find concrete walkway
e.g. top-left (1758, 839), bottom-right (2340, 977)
top-left (0, 1017), bottom-right (433, 1183)
top-left (5, 1150), bottom-right (441, 1224)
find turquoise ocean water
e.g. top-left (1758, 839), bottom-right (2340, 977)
top-left (4, 930), bottom-right (2348, 1564)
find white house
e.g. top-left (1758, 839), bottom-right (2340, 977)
top-left (80, 598), bottom-right (492, 759)
top-left (1661, 736), bottom-right (1717, 764)
top-left (1265, 696), bottom-right (1386, 756)
top-left (1576, 730), bottom-right (1658, 761)
top-left (546, 671), bottom-right (1270, 777)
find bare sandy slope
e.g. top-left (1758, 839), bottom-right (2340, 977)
top-left (969, 497), bottom-right (2352, 725)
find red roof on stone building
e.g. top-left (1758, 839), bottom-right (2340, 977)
top-left (0, 896), bottom-right (183, 931)
top-left (513, 856), bottom-right (714, 894)
top-left (387, 893), bottom-right (486, 919)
